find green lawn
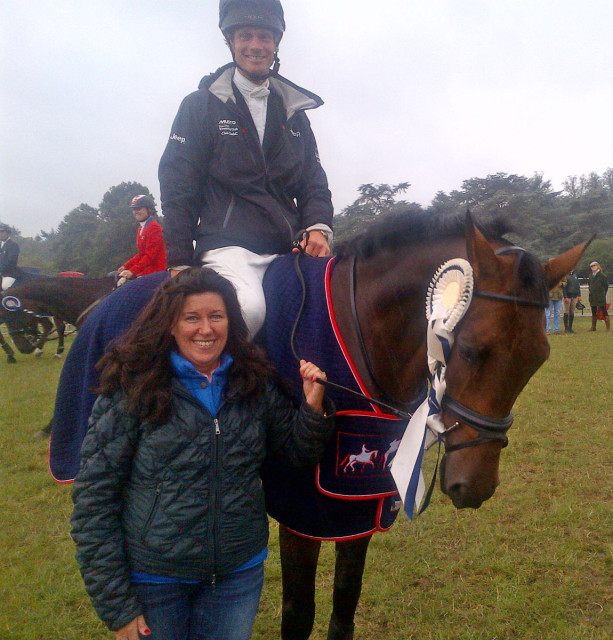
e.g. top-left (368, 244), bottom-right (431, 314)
top-left (1, 318), bottom-right (611, 640)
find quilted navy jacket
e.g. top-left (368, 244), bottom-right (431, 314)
top-left (71, 377), bottom-right (334, 631)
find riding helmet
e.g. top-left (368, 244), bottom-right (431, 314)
top-left (219, 0), bottom-right (285, 40)
top-left (130, 195), bottom-right (156, 210)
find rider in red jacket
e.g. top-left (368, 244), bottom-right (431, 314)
top-left (118, 195), bottom-right (166, 284)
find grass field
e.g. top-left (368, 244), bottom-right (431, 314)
top-left (1, 317), bottom-right (611, 640)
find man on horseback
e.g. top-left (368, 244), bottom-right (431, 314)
top-left (117, 195), bottom-right (167, 286)
top-left (0, 223), bottom-right (22, 291)
top-left (159, 0), bottom-right (333, 337)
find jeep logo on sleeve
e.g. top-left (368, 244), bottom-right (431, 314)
top-left (218, 119), bottom-right (239, 136)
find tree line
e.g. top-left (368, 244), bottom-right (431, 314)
top-left (3, 171), bottom-right (612, 281)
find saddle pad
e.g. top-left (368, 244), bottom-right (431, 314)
top-left (48, 272), bottom-right (169, 482)
top-left (263, 254), bottom-right (407, 501)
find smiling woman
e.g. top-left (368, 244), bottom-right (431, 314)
top-left (70, 267), bottom-right (334, 640)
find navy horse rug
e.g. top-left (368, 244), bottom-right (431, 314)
top-left (48, 256), bottom-right (410, 539)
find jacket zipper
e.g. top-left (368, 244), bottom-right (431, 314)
top-left (210, 416), bottom-right (221, 585)
top-left (142, 482), bottom-right (162, 536)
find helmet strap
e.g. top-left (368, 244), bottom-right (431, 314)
top-left (272, 50), bottom-right (280, 74)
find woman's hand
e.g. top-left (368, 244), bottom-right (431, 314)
top-left (299, 359), bottom-right (327, 414)
top-left (114, 615), bottom-right (150, 640)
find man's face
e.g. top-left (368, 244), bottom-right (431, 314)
top-left (230, 27), bottom-right (276, 81)
top-left (0, 230), bottom-right (8, 241)
top-left (132, 207), bottom-right (149, 222)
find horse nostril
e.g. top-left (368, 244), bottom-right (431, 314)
top-left (447, 483), bottom-right (485, 509)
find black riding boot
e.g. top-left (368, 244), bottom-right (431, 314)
top-left (568, 313), bottom-right (574, 333)
top-left (563, 313), bottom-right (569, 333)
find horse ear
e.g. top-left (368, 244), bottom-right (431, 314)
top-left (543, 235), bottom-right (595, 289)
top-left (465, 210), bottom-right (500, 281)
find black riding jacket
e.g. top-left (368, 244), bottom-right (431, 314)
top-left (159, 63), bottom-right (333, 267)
top-left (0, 238), bottom-right (20, 278)
top-left (71, 377), bottom-right (334, 631)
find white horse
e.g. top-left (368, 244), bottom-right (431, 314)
top-left (340, 444), bottom-right (379, 473)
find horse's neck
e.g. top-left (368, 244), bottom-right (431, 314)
top-left (330, 240), bottom-right (466, 403)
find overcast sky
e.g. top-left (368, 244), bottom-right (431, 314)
top-left (2, 0), bottom-right (613, 238)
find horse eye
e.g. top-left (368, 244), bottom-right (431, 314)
top-left (457, 344), bottom-right (486, 364)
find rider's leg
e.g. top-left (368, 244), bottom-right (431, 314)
top-left (279, 526), bottom-right (321, 640)
top-left (200, 247), bottom-right (279, 339)
top-left (327, 535), bottom-right (372, 640)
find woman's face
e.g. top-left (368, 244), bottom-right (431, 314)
top-left (171, 292), bottom-right (229, 377)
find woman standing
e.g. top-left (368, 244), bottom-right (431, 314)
top-left (71, 267), bottom-right (334, 640)
top-left (588, 261), bottom-right (610, 331)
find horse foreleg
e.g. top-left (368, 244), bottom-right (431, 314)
top-left (327, 535), bottom-right (372, 640)
top-left (55, 319), bottom-right (65, 357)
top-left (0, 332), bottom-right (16, 363)
top-left (279, 526), bottom-right (321, 640)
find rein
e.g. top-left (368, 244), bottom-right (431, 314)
top-left (290, 244), bottom-right (547, 453)
top-left (290, 253), bottom-right (416, 420)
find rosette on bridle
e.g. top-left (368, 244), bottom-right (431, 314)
top-left (391, 259), bottom-right (474, 518)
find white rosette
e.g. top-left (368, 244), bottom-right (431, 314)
top-left (1, 295), bottom-right (22, 312)
top-left (426, 258), bottom-right (474, 331)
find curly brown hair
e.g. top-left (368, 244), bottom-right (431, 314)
top-left (96, 268), bottom-right (277, 424)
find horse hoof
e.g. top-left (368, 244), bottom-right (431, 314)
top-left (54, 354), bottom-right (62, 360)
top-left (7, 356), bottom-right (17, 364)
top-left (34, 349), bottom-right (43, 358)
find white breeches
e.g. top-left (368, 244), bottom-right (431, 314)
top-left (200, 246), bottom-right (279, 338)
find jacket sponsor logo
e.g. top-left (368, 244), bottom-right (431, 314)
top-left (170, 133), bottom-right (186, 144)
top-left (219, 119), bottom-right (239, 136)
top-left (289, 129), bottom-right (301, 137)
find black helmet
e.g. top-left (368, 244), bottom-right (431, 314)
top-left (219, 0), bottom-right (285, 40)
top-left (130, 194), bottom-right (156, 210)
top-left (0, 223), bottom-right (10, 234)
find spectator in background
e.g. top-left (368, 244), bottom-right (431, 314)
top-left (562, 270), bottom-right (581, 334)
top-left (117, 195), bottom-right (166, 286)
top-left (546, 280), bottom-right (564, 334)
top-left (588, 261), bottom-right (610, 332)
top-left (0, 223), bottom-right (21, 290)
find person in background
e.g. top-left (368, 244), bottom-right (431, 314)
top-left (588, 261), bottom-right (610, 331)
top-left (71, 268), bottom-right (334, 640)
top-left (117, 195), bottom-right (166, 286)
top-left (159, 0), bottom-right (333, 338)
top-left (546, 280), bottom-right (564, 334)
top-left (562, 269), bottom-right (581, 333)
top-left (0, 223), bottom-right (21, 290)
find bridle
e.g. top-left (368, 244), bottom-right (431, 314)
top-left (349, 246), bottom-right (549, 452)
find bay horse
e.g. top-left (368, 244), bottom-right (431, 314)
top-left (0, 275), bottom-right (116, 359)
top-left (47, 212), bottom-right (589, 639)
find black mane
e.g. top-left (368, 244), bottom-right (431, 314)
top-left (334, 210), bottom-right (514, 259)
top-left (334, 209), bottom-right (547, 302)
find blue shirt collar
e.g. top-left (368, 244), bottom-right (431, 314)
top-left (170, 351), bottom-right (233, 382)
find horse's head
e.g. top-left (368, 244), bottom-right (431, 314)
top-left (439, 214), bottom-right (591, 508)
